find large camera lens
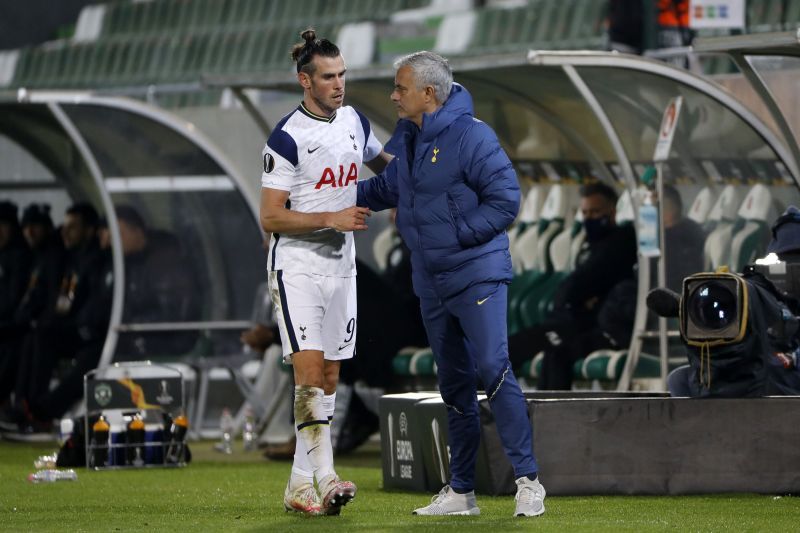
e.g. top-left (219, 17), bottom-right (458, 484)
top-left (687, 281), bottom-right (738, 331)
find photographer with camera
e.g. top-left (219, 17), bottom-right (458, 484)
top-left (649, 206), bottom-right (800, 397)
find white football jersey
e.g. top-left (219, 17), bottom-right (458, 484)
top-left (261, 102), bottom-right (382, 277)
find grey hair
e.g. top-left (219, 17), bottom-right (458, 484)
top-left (393, 51), bottom-right (453, 103)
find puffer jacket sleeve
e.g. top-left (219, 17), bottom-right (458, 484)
top-left (455, 120), bottom-right (520, 248)
top-left (357, 157), bottom-right (400, 212)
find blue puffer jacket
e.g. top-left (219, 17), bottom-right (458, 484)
top-left (357, 83), bottom-right (520, 299)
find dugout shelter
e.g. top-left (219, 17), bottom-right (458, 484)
top-left (210, 39), bottom-right (800, 391)
top-left (0, 91), bottom-right (265, 428)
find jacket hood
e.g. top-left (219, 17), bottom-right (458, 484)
top-left (419, 83), bottom-right (473, 141)
top-left (385, 83), bottom-right (473, 153)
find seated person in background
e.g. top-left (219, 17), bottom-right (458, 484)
top-left (113, 205), bottom-right (199, 360)
top-left (0, 201), bottom-right (33, 408)
top-left (0, 204), bottom-right (63, 408)
top-left (507, 182), bottom-right (638, 390)
top-left (661, 184), bottom-right (706, 292)
top-left (241, 323), bottom-right (279, 355)
top-left (16, 204), bottom-right (65, 325)
top-left (0, 200), bottom-right (31, 330)
top-left (1, 202), bottom-right (110, 434)
top-left (238, 285), bottom-right (294, 460)
top-left (23, 213), bottom-right (113, 426)
top-left (665, 205), bottom-right (800, 397)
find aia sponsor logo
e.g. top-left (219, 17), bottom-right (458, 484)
top-left (314, 162), bottom-right (358, 190)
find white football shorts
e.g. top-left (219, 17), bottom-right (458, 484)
top-left (268, 270), bottom-right (357, 363)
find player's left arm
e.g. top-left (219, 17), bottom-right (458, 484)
top-left (453, 121), bottom-right (520, 248)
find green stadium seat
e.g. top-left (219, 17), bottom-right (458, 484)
top-left (48, 46), bottom-right (74, 88)
top-left (130, 38), bottom-right (159, 84)
top-left (392, 347), bottom-right (436, 377)
top-left (748, 0), bottom-right (784, 33)
top-left (139, 35), bottom-right (171, 84)
top-left (185, 0), bottom-right (226, 32)
top-left (518, 270), bottom-right (568, 329)
top-left (378, 35), bottom-right (436, 63)
top-left (177, 33), bottom-right (213, 82)
top-left (703, 54), bottom-right (737, 77)
top-left (517, 349), bottom-right (668, 386)
top-left (548, 0), bottom-right (579, 49)
top-left (9, 48), bottom-right (30, 88)
top-left (517, 351), bottom-right (544, 381)
top-left (527, 0), bottom-right (559, 48)
top-left (727, 184), bottom-right (772, 273)
top-left (157, 35), bottom-right (189, 84)
top-left (580, 350), bottom-right (666, 381)
top-left (466, 7), bottom-right (493, 52)
top-left (784, 0), bottom-right (800, 29)
top-left (507, 269), bottom-right (549, 336)
top-left (105, 39), bottom-right (134, 86)
top-left (580, 349), bottom-right (629, 381)
top-left (517, 351), bottom-right (584, 384)
top-left (567, 0), bottom-right (607, 49)
top-left (63, 43), bottom-right (94, 88)
top-left (221, 0), bottom-right (260, 29)
top-left (246, 30), bottom-right (276, 72)
top-left (485, 8), bottom-right (510, 50)
top-left (101, 2), bottom-right (133, 37)
top-left (144, 0), bottom-right (178, 34)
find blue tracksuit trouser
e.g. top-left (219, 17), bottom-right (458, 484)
top-left (420, 281), bottom-right (538, 492)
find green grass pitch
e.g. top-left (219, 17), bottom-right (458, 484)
top-left (1, 439), bottom-right (798, 532)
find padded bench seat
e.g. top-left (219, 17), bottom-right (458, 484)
top-left (517, 350), bottom-right (667, 383)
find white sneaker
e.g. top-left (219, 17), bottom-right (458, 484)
top-left (413, 485), bottom-right (480, 516)
top-left (514, 476), bottom-right (546, 517)
top-left (283, 481), bottom-right (321, 515)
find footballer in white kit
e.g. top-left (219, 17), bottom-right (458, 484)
top-left (262, 101), bottom-right (383, 362)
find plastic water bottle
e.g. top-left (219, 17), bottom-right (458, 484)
top-left (165, 413), bottom-right (189, 464)
top-left (638, 192), bottom-right (660, 257)
top-left (242, 408), bottom-right (256, 452)
top-left (215, 408), bottom-right (234, 454)
top-left (28, 469), bottom-right (78, 483)
top-left (126, 414), bottom-right (146, 467)
top-left (91, 416), bottom-right (110, 468)
top-left (59, 418), bottom-right (74, 446)
top-left (33, 454), bottom-right (57, 470)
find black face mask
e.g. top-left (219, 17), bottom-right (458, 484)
top-left (584, 215), bottom-right (613, 242)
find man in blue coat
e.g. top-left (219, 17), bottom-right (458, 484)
top-left (358, 51), bottom-right (544, 517)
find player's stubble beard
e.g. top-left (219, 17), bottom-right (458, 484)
top-left (309, 81), bottom-right (344, 117)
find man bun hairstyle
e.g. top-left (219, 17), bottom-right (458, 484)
top-left (291, 28), bottom-right (340, 74)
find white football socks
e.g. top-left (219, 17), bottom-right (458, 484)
top-left (292, 386), bottom-right (336, 488)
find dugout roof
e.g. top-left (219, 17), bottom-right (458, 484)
top-left (210, 48), bottom-right (800, 193)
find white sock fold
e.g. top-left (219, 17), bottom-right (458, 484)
top-left (323, 392), bottom-right (336, 420)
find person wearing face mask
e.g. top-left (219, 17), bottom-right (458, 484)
top-left (507, 181), bottom-right (638, 390)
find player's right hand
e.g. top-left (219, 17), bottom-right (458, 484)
top-left (328, 206), bottom-right (371, 231)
